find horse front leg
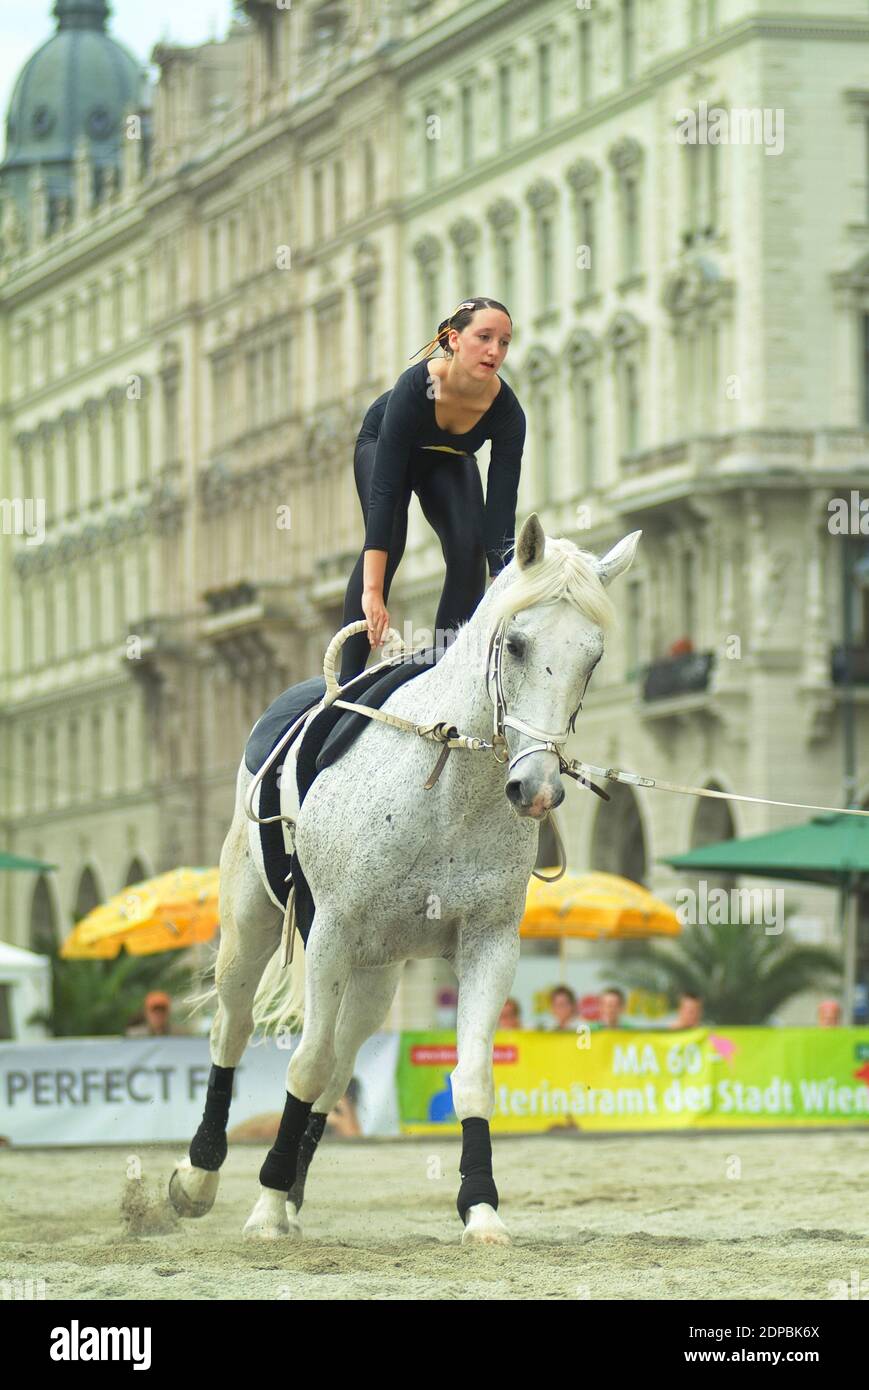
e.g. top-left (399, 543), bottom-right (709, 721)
top-left (451, 927), bottom-right (520, 1247)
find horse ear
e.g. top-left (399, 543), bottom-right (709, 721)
top-left (596, 530), bottom-right (642, 587)
top-left (515, 513), bottom-right (546, 570)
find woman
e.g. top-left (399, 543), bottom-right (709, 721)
top-left (338, 296), bottom-right (526, 685)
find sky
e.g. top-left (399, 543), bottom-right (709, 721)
top-left (0, 0), bottom-right (236, 158)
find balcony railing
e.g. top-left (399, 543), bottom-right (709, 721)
top-left (642, 650), bottom-right (715, 702)
top-left (831, 645), bottom-right (869, 686)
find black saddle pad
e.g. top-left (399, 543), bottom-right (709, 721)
top-left (248, 649), bottom-right (440, 944)
top-left (244, 675), bottom-right (326, 775)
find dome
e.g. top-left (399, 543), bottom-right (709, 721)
top-left (1, 1), bottom-right (146, 216)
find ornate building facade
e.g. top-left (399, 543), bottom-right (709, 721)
top-left (2, 0), bottom-right (869, 1022)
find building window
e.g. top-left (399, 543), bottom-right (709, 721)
top-left (622, 0), bottom-right (636, 84)
top-left (424, 103), bottom-right (438, 185)
top-left (540, 214), bottom-right (555, 310)
top-left (538, 391), bottom-right (555, 501)
top-left (498, 60), bottom-right (511, 147)
top-left (111, 399), bottom-right (125, 493)
top-left (461, 82), bottom-right (474, 169)
top-left (358, 289), bottom-right (376, 378)
top-left (625, 359), bottom-right (640, 453)
top-left (578, 16), bottom-right (592, 106)
top-left (228, 215), bottom-right (239, 284)
top-left (162, 375), bottom-right (179, 464)
top-left (863, 314), bottom-right (869, 424)
top-left (86, 406), bottom-right (101, 502)
top-left (626, 579), bottom-right (642, 674)
top-left (623, 175), bottom-right (640, 275)
top-left (66, 298), bottom-right (76, 368)
top-left (363, 140), bottom-right (376, 213)
top-left (538, 39), bottom-right (552, 126)
top-left (138, 389), bottom-right (151, 482)
top-left (112, 271), bottom-right (123, 342)
top-left (313, 166), bottom-right (324, 240)
top-left (579, 374), bottom-right (597, 489)
top-left (138, 262), bottom-right (148, 327)
top-left (334, 158), bottom-right (345, 228)
top-left (65, 419), bottom-right (78, 513)
top-left (212, 356), bottom-right (233, 448)
top-left (580, 195), bottom-right (596, 297)
top-left (683, 548), bottom-right (697, 640)
top-left (209, 224), bottom-right (219, 294)
top-left (495, 232), bottom-right (516, 311)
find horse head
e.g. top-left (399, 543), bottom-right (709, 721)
top-left (485, 514), bottom-right (641, 820)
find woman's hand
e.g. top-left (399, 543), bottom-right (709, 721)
top-left (362, 589), bottom-right (390, 648)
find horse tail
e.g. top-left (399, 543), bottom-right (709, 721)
top-left (251, 924), bottom-right (306, 1039)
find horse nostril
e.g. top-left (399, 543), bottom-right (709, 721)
top-left (505, 779), bottom-right (523, 805)
top-left (552, 786), bottom-right (565, 810)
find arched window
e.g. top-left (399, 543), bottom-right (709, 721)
top-left (590, 781), bottom-right (647, 884)
top-left (72, 865), bottom-right (102, 926)
top-left (123, 856), bottom-right (148, 888)
top-left (29, 874), bottom-right (57, 954)
top-left (690, 782), bottom-right (736, 892)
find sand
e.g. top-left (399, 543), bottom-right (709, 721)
top-left (2, 1131), bottom-right (868, 1300)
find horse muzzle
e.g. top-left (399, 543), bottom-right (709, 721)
top-left (505, 775), bottom-right (565, 819)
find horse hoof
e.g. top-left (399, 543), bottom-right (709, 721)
top-left (168, 1159), bottom-right (219, 1218)
top-left (286, 1200), bottom-right (302, 1237)
top-left (243, 1189), bottom-right (301, 1240)
top-left (461, 1203), bottom-right (511, 1247)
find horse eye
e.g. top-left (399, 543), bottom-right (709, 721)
top-left (506, 639), bottom-right (522, 657)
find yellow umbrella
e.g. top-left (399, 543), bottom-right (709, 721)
top-left (521, 870), bottom-right (681, 940)
top-left (61, 867), bottom-right (220, 959)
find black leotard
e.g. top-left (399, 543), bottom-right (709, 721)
top-left (362, 358), bottom-right (526, 575)
top-left (338, 358), bottom-right (526, 684)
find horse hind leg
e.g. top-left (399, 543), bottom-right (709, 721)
top-left (170, 812), bottom-right (281, 1218)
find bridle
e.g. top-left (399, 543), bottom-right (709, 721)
top-left (484, 618), bottom-right (599, 784)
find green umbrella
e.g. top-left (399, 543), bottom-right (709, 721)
top-left (663, 813), bottom-right (869, 1020)
top-left (0, 850), bottom-right (58, 872)
top-left (664, 813), bottom-right (869, 886)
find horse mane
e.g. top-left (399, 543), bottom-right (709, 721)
top-left (481, 535), bottom-right (615, 641)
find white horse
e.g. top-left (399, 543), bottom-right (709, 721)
top-left (170, 514), bottom-right (640, 1243)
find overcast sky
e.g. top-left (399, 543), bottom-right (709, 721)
top-left (0, 0), bottom-right (236, 158)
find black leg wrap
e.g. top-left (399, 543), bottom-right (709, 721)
top-left (189, 1065), bottom-right (234, 1171)
top-left (456, 1117), bottom-right (499, 1224)
top-left (259, 1092), bottom-right (314, 1193)
top-left (287, 1112), bottom-right (327, 1212)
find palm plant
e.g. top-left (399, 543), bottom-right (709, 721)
top-left (613, 922), bottom-right (842, 1024)
top-left (29, 949), bottom-right (198, 1037)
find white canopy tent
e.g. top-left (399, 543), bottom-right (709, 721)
top-left (0, 941), bottom-right (52, 1041)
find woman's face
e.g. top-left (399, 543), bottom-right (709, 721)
top-left (449, 309), bottom-right (512, 378)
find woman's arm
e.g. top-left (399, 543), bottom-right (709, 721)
top-left (483, 397), bottom-right (527, 576)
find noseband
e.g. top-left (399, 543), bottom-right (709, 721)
top-left (485, 619), bottom-right (593, 777)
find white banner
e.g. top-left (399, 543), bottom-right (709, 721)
top-left (0, 1032), bottom-right (400, 1146)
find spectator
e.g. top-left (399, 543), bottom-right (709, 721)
top-left (586, 987), bottom-right (638, 1030)
top-left (598, 987), bottom-right (626, 1028)
top-left (817, 998), bottom-right (842, 1028)
top-left (498, 997), bottom-right (522, 1030)
top-left (547, 985), bottom-right (576, 1031)
top-left (125, 991), bottom-right (187, 1037)
top-left (671, 992), bottom-right (704, 1029)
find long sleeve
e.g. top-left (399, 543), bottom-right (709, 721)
top-left (362, 371), bottom-right (422, 553)
top-left (483, 398), bottom-right (526, 577)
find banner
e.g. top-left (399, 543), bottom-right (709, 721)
top-left (0, 1032), bottom-right (400, 1146)
top-left (397, 1028), bottom-right (869, 1134)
